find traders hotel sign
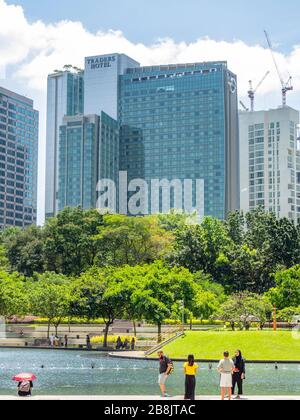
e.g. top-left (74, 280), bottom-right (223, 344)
top-left (86, 56), bottom-right (116, 70)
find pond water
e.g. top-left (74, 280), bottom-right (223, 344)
top-left (0, 349), bottom-right (299, 396)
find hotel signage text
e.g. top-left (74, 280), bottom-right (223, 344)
top-left (87, 56), bottom-right (116, 70)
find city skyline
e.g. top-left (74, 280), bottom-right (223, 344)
top-left (1, 0), bottom-right (300, 223)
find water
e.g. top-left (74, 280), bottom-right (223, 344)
top-left (0, 349), bottom-right (299, 396)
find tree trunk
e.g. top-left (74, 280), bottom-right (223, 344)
top-left (103, 323), bottom-right (110, 348)
top-left (189, 317), bottom-right (193, 331)
top-left (47, 321), bottom-right (51, 339)
top-left (133, 320), bottom-right (137, 337)
top-left (157, 323), bottom-right (162, 343)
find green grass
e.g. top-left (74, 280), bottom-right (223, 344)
top-left (161, 330), bottom-right (300, 361)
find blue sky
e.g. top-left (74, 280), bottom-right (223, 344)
top-left (6, 0), bottom-right (300, 52)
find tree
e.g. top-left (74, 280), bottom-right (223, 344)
top-left (0, 272), bottom-right (28, 320)
top-left (43, 207), bottom-right (103, 276)
top-left (131, 262), bottom-right (196, 342)
top-left (216, 292), bottom-right (272, 330)
top-left (72, 268), bottom-right (125, 347)
top-left (94, 215), bottom-right (173, 267)
top-left (278, 307), bottom-right (300, 323)
top-left (2, 226), bottom-right (45, 277)
top-left (225, 210), bottom-right (245, 245)
top-left (103, 265), bottom-right (145, 337)
top-left (29, 273), bottom-right (72, 337)
top-left (267, 265), bottom-right (300, 309)
top-left (168, 217), bottom-right (232, 276)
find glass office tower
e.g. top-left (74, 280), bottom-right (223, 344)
top-left (0, 87), bottom-right (39, 228)
top-left (119, 62), bottom-right (239, 219)
top-left (45, 69), bottom-right (84, 218)
top-left (58, 112), bottom-right (118, 211)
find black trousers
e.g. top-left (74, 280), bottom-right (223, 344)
top-left (185, 375), bottom-right (196, 400)
top-left (232, 373), bottom-right (243, 395)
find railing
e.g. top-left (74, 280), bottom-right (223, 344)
top-left (145, 326), bottom-right (183, 356)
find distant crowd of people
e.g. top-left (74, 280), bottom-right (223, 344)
top-left (158, 349), bottom-right (246, 401)
top-left (48, 334), bottom-right (136, 351)
top-left (116, 337), bottom-right (136, 351)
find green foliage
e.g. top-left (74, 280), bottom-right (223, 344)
top-left (216, 292), bottom-right (273, 330)
top-left (29, 272), bottom-right (73, 336)
top-left (0, 271), bottom-right (28, 318)
top-left (94, 214), bottom-right (172, 267)
top-left (267, 265), bottom-right (300, 309)
top-left (43, 207), bottom-right (104, 276)
top-left (277, 307), bottom-right (300, 322)
top-left (2, 226), bottom-right (44, 277)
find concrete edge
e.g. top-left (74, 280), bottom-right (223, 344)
top-left (108, 354), bottom-right (300, 364)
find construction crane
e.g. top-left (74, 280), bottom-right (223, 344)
top-left (239, 100), bottom-right (249, 112)
top-left (248, 71), bottom-right (270, 112)
top-left (264, 30), bottom-right (293, 107)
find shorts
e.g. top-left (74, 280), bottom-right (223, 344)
top-left (158, 373), bottom-right (168, 385)
top-left (220, 373), bottom-right (233, 388)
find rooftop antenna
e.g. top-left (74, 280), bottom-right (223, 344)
top-left (264, 30), bottom-right (293, 107)
top-left (248, 71), bottom-right (270, 112)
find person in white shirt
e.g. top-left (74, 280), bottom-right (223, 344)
top-left (49, 334), bottom-right (55, 348)
top-left (217, 351), bottom-right (235, 400)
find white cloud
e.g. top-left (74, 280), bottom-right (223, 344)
top-left (1, 0), bottom-right (300, 224)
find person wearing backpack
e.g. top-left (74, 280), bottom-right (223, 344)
top-left (18, 380), bottom-right (33, 397)
top-left (183, 354), bottom-right (198, 400)
top-left (157, 351), bottom-right (173, 398)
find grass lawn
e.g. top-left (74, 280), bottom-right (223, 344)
top-left (160, 330), bottom-right (300, 361)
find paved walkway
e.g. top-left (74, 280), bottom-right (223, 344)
top-left (0, 395), bottom-right (299, 400)
top-left (110, 351), bottom-right (146, 359)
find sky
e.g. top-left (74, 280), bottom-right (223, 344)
top-left (1, 0), bottom-right (300, 224)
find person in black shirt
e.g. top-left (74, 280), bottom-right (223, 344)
top-left (232, 350), bottom-right (246, 399)
top-left (157, 351), bottom-right (172, 398)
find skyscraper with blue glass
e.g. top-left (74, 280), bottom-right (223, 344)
top-left (0, 87), bottom-right (38, 228)
top-left (45, 68), bottom-right (84, 219)
top-left (58, 112), bottom-right (118, 211)
top-left (46, 55), bottom-right (239, 220)
top-left (119, 62), bottom-right (239, 219)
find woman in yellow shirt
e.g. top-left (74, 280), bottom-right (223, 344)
top-left (183, 355), bottom-right (198, 400)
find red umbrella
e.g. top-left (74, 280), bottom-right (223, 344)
top-left (12, 373), bottom-right (37, 382)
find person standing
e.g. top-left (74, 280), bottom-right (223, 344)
top-left (157, 351), bottom-right (173, 398)
top-left (49, 334), bottom-right (55, 348)
top-left (64, 335), bottom-right (68, 349)
top-left (131, 337), bottom-right (136, 351)
top-left (86, 335), bottom-right (91, 350)
top-left (116, 336), bottom-right (122, 350)
top-left (217, 351), bottom-right (235, 401)
top-left (183, 355), bottom-right (198, 400)
top-left (232, 350), bottom-right (246, 399)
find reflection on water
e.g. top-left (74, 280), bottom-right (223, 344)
top-left (0, 349), bottom-right (299, 396)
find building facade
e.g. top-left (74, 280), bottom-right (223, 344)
top-left (46, 56), bottom-right (240, 220)
top-left (58, 112), bottom-right (118, 211)
top-left (0, 87), bottom-right (38, 228)
top-left (45, 69), bottom-right (84, 219)
top-left (84, 54), bottom-right (140, 118)
top-left (119, 62), bottom-right (240, 219)
top-left (239, 106), bottom-right (300, 222)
